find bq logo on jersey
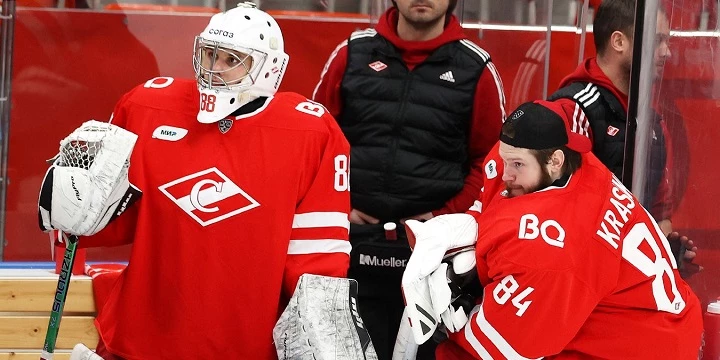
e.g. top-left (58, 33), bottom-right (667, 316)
top-left (158, 167), bottom-right (260, 226)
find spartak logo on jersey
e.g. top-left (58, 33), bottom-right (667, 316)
top-left (158, 167), bottom-right (260, 226)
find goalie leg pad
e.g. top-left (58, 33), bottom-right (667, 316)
top-left (273, 274), bottom-right (378, 360)
top-left (69, 343), bottom-right (105, 360)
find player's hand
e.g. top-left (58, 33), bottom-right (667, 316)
top-left (667, 231), bottom-right (702, 278)
top-left (400, 212), bottom-right (434, 224)
top-left (349, 209), bottom-right (379, 225)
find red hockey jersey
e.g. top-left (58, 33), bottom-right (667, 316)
top-left (443, 150), bottom-right (702, 359)
top-left (82, 78), bottom-right (351, 359)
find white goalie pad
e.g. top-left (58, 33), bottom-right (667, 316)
top-left (69, 343), bottom-right (104, 360)
top-left (38, 120), bottom-right (141, 236)
top-left (273, 274), bottom-right (378, 360)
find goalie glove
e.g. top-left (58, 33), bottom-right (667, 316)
top-left (401, 214), bottom-right (477, 344)
top-left (402, 250), bottom-right (477, 344)
top-left (403, 214), bottom-right (478, 284)
top-left (38, 120), bottom-right (142, 236)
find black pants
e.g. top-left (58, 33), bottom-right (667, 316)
top-left (348, 223), bottom-right (437, 360)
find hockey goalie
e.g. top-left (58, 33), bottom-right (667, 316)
top-left (38, 3), bottom-right (355, 359)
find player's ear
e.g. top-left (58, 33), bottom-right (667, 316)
top-left (610, 30), bottom-right (632, 54)
top-left (549, 149), bottom-right (565, 174)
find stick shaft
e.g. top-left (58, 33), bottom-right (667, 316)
top-left (41, 233), bottom-right (80, 360)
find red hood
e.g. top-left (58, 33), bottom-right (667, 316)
top-left (559, 57), bottom-right (628, 111)
top-left (375, 7), bottom-right (466, 54)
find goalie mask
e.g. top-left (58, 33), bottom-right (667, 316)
top-left (193, 2), bottom-right (289, 123)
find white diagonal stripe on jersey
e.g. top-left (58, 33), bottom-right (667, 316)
top-left (350, 28), bottom-right (377, 41)
top-left (292, 212), bottom-right (350, 230)
top-left (577, 85), bottom-right (598, 104)
top-left (312, 39), bottom-right (348, 100)
top-left (175, 181), bottom-right (243, 212)
top-left (573, 83), bottom-right (594, 100)
top-left (583, 113), bottom-right (591, 136)
top-left (578, 109), bottom-right (588, 136)
top-left (572, 102), bottom-right (581, 134)
top-left (464, 307), bottom-right (494, 360)
top-left (583, 91), bottom-right (600, 107)
top-left (460, 39), bottom-right (490, 62)
top-left (571, 83), bottom-right (601, 107)
top-left (288, 239), bottom-right (351, 255)
top-left (486, 62), bottom-right (507, 121)
top-left (475, 305), bottom-right (542, 360)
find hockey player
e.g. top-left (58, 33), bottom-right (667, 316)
top-left (38, 3), bottom-right (351, 359)
top-left (400, 99), bottom-right (703, 359)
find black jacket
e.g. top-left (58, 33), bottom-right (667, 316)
top-left (340, 29), bottom-right (490, 221)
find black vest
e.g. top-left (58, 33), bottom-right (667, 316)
top-left (550, 82), bottom-right (667, 214)
top-left (340, 29), bottom-right (488, 221)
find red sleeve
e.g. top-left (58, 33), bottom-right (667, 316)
top-left (311, 40), bottom-right (349, 118)
top-left (435, 62), bottom-right (506, 215)
top-left (79, 90), bottom-right (140, 248)
top-left (282, 110), bottom-right (352, 297)
top-left (445, 265), bottom-right (600, 359)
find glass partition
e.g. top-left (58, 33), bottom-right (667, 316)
top-left (457, 0), bottom-right (554, 111)
top-left (633, 0), bottom-right (720, 310)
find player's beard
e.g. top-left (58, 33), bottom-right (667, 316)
top-left (504, 167), bottom-right (555, 198)
top-left (399, 1), bottom-right (446, 30)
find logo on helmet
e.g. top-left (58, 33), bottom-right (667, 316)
top-left (273, 58), bottom-right (287, 89)
top-left (511, 109), bottom-right (524, 120)
top-left (208, 29), bottom-right (234, 38)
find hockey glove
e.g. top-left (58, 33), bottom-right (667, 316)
top-left (38, 120), bottom-right (141, 236)
top-left (401, 214), bottom-right (478, 344)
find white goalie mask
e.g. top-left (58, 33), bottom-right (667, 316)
top-left (193, 2), bottom-right (289, 123)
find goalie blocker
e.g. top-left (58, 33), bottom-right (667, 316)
top-left (38, 120), bottom-right (142, 236)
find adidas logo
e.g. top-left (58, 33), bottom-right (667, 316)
top-left (439, 70), bottom-right (455, 83)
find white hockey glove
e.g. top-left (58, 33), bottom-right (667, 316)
top-left (434, 252), bottom-right (477, 333)
top-left (401, 214), bottom-right (478, 344)
top-left (69, 343), bottom-right (104, 360)
top-left (38, 120), bottom-right (141, 236)
top-left (273, 274), bottom-right (378, 360)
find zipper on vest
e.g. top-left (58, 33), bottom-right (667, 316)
top-left (383, 75), bottom-right (414, 204)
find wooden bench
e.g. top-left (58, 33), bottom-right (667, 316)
top-left (0, 269), bottom-right (98, 360)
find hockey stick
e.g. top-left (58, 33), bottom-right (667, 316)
top-left (392, 307), bottom-right (419, 360)
top-left (41, 232), bottom-right (80, 360)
